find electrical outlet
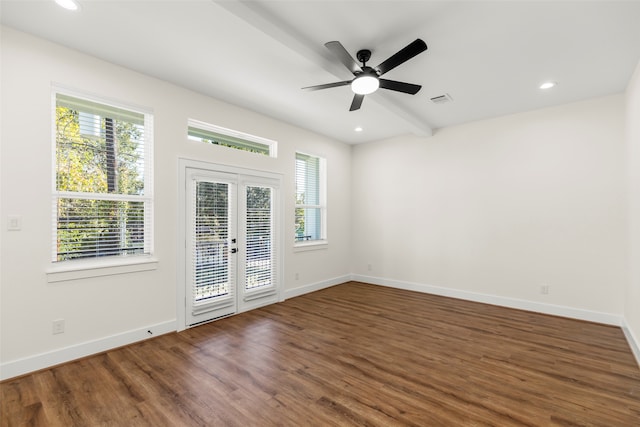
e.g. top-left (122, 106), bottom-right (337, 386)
top-left (540, 285), bottom-right (550, 295)
top-left (52, 319), bottom-right (65, 335)
top-left (295, 272), bottom-right (299, 280)
top-left (367, 263), bottom-right (372, 271)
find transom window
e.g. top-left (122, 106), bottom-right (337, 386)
top-left (188, 119), bottom-right (277, 157)
top-left (53, 92), bottom-right (153, 262)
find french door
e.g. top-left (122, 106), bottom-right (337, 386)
top-left (183, 165), bottom-right (281, 327)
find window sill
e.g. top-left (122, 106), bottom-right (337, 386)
top-left (46, 256), bottom-right (158, 283)
top-left (293, 240), bottom-right (328, 252)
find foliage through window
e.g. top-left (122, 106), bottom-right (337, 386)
top-left (188, 119), bottom-right (276, 157)
top-left (295, 152), bottom-right (326, 244)
top-left (53, 93), bottom-right (153, 262)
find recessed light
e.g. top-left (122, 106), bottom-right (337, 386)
top-left (54, 0), bottom-right (80, 11)
top-left (354, 127), bottom-right (363, 132)
top-left (539, 81), bottom-right (557, 90)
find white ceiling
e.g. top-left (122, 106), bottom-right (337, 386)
top-left (2, 0), bottom-right (640, 144)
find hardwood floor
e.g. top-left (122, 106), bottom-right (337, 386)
top-left (2, 281), bottom-right (640, 426)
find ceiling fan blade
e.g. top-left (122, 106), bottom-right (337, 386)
top-left (325, 41), bottom-right (362, 75)
top-left (376, 38), bottom-right (427, 76)
top-left (349, 94), bottom-right (364, 111)
top-left (302, 80), bottom-right (352, 91)
top-left (379, 79), bottom-right (422, 95)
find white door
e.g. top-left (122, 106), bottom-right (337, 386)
top-left (184, 167), bottom-right (280, 327)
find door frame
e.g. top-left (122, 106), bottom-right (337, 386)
top-left (177, 158), bottom-right (284, 331)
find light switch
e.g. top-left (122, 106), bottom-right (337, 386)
top-left (7, 215), bottom-right (22, 231)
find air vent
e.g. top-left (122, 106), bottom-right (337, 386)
top-left (430, 93), bottom-right (453, 104)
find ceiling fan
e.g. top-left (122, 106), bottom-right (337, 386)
top-left (303, 38), bottom-right (427, 111)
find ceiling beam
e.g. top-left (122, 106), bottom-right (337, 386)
top-left (215, 0), bottom-right (433, 138)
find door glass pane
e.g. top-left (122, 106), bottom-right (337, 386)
top-left (246, 186), bottom-right (272, 290)
top-left (194, 181), bottom-right (230, 301)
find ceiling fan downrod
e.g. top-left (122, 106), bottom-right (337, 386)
top-left (356, 49), bottom-right (372, 67)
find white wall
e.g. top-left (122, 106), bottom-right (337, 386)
top-left (352, 95), bottom-right (628, 321)
top-left (0, 27), bottom-right (351, 378)
top-left (2, 25), bottom-right (637, 379)
top-left (625, 61), bottom-right (640, 362)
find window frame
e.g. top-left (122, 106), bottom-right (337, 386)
top-left (47, 88), bottom-right (156, 281)
top-left (188, 119), bottom-right (277, 158)
top-left (294, 151), bottom-right (327, 250)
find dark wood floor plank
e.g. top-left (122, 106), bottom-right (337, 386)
top-left (2, 281), bottom-right (640, 426)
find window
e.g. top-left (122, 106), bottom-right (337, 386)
top-left (53, 92), bottom-right (153, 263)
top-left (188, 119), bottom-right (276, 157)
top-left (295, 152), bottom-right (326, 245)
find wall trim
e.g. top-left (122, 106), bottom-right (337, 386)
top-left (0, 320), bottom-right (176, 381)
top-left (351, 274), bottom-right (623, 326)
top-left (3, 276), bottom-right (633, 380)
top-left (622, 320), bottom-right (640, 369)
top-left (283, 275), bottom-right (350, 300)
top-left (3, 273), bottom-right (346, 380)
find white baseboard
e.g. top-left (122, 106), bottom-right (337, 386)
top-left (622, 321), bottom-right (640, 369)
top-left (351, 274), bottom-right (623, 326)
top-left (3, 276), bottom-right (634, 381)
top-left (2, 274), bottom-right (347, 381)
top-left (283, 275), bottom-right (350, 300)
top-left (0, 320), bottom-right (176, 381)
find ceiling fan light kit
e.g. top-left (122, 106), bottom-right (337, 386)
top-left (351, 74), bottom-right (379, 95)
top-left (303, 38), bottom-right (427, 111)
top-left (351, 49), bottom-right (379, 95)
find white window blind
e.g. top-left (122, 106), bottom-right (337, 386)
top-left (188, 119), bottom-right (276, 157)
top-left (192, 180), bottom-right (234, 305)
top-left (295, 152), bottom-right (326, 243)
top-left (245, 185), bottom-right (273, 290)
top-left (53, 92), bottom-right (153, 262)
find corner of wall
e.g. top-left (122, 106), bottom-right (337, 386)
top-left (622, 320), bottom-right (640, 369)
top-left (624, 59), bottom-right (640, 368)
